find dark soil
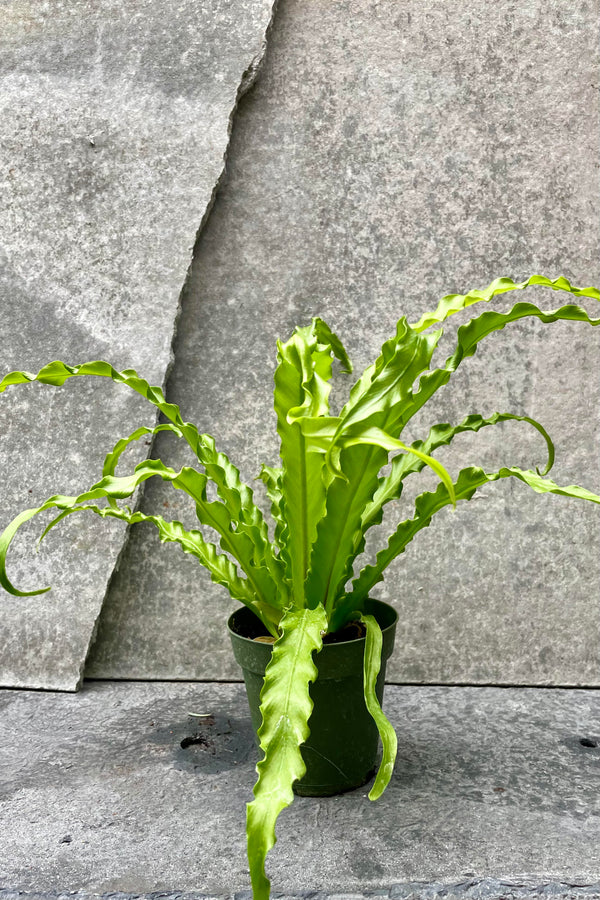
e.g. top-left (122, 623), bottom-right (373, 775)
top-left (244, 618), bottom-right (367, 644)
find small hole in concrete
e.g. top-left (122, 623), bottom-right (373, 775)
top-left (579, 738), bottom-right (598, 748)
top-left (180, 735), bottom-right (208, 749)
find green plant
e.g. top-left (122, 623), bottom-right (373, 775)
top-left (2, 274), bottom-right (600, 898)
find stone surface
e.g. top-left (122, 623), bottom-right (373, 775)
top-left (86, 0), bottom-right (600, 684)
top-left (0, 0), bottom-right (276, 690)
top-left (3, 885), bottom-right (600, 900)
top-left (1, 682), bottom-right (600, 894)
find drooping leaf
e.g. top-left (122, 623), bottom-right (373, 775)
top-left (348, 464), bottom-right (600, 607)
top-left (312, 317), bottom-right (353, 374)
top-left (402, 300), bottom-right (600, 432)
top-left (100, 460), bottom-right (287, 614)
top-left (359, 612), bottom-right (397, 801)
top-left (411, 274), bottom-right (600, 333)
top-left (0, 506), bottom-right (54, 597)
top-left (102, 423), bottom-right (184, 478)
top-left (362, 411), bottom-right (555, 536)
top-left (246, 604), bottom-right (327, 900)
top-left (100, 422), bottom-right (184, 509)
top-left (0, 459), bottom-right (285, 632)
top-left (0, 359), bottom-right (287, 604)
top-left (0, 494), bottom-right (280, 628)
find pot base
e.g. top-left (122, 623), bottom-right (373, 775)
top-left (293, 766), bottom-right (375, 797)
top-left (228, 598), bottom-right (398, 797)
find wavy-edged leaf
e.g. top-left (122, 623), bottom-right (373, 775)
top-left (246, 603), bottom-right (327, 900)
top-left (0, 459), bottom-right (284, 631)
top-left (0, 493), bottom-right (281, 629)
top-left (411, 274), bottom-right (600, 333)
top-left (402, 300), bottom-right (600, 432)
top-left (348, 464), bottom-right (600, 608)
top-left (102, 423), bottom-right (183, 476)
top-left (258, 464), bottom-right (286, 550)
top-left (305, 320), bottom-right (443, 614)
top-left (98, 459), bottom-right (286, 613)
top-left (101, 422), bottom-right (184, 510)
top-left (362, 411), bottom-right (555, 535)
top-left (0, 359), bottom-right (286, 603)
top-left (274, 321), bottom-right (349, 605)
top-left (359, 612), bottom-right (397, 801)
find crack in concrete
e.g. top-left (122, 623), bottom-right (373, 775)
top-left (81, 0), bottom-right (280, 692)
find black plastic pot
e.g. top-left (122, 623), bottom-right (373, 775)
top-left (228, 598), bottom-right (397, 796)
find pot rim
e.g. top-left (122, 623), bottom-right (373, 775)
top-left (227, 597), bottom-right (398, 648)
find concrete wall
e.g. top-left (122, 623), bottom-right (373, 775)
top-left (0, 0), bottom-right (276, 689)
top-left (2, 0), bottom-right (598, 689)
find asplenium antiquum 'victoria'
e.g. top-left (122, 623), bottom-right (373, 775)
top-left (2, 274), bottom-right (600, 899)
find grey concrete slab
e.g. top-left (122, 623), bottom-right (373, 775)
top-left (1, 683), bottom-right (600, 895)
top-left (86, 0), bottom-right (600, 684)
top-left (0, 0), bottom-right (276, 690)
top-left (3, 885), bottom-right (600, 900)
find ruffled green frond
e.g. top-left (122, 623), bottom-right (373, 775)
top-left (0, 493), bottom-right (267, 621)
top-left (0, 459), bottom-right (285, 629)
top-left (411, 274), bottom-right (600, 333)
top-left (304, 320), bottom-right (445, 615)
top-left (359, 612), bottom-right (397, 801)
top-left (362, 411), bottom-right (555, 536)
top-left (0, 359), bottom-right (285, 602)
top-left (101, 460), bottom-right (286, 613)
top-left (246, 604), bottom-right (327, 900)
top-left (348, 463), bottom-right (600, 607)
top-left (403, 300), bottom-right (600, 431)
top-left (274, 320), bottom-right (349, 605)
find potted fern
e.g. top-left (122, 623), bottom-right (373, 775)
top-left (1, 274), bottom-right (600, 900)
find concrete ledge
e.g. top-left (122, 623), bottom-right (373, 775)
top-left (1, 683), bottom-right (599, 896)
top-left (2, 882), bottom-right (600, 900)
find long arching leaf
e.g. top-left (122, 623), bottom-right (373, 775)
top-left (246, 604), bottom-right (327, 900)
top-left (0, 494), bottom-right (282, 630)
top-left (411, 274), bottom-right (600, 333)
top-left (97, 460), bottom-right (286, 614)
top-left (102, 423), bottom-right (184, 476)
top-left (362, 411), bottom-right (555, 535)
top-left (0, 360), bottom-right (285, 597)
top-left (0, 459), bottom-right (286, 629)
top-left (402, 301), bottom-right (600, 431)
top-left (347, 464), bottom-right (600, 610)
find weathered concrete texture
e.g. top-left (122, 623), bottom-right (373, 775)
top-left (3, 885), bottom-right (600, 900)
top-left (0, 0), bottom-right (276, 690)
top-left (86, 0), bottom-right (600, 685)
top-left (1, 683), bottom-right (600, 894)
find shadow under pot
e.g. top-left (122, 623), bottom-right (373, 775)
top-left (228, 598), bottom-right (398, 797)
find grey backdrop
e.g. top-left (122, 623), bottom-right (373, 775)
top-left (1, 0), bottom-right (598, 689)
top-left (0, 0), bottom-right (276, 690)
